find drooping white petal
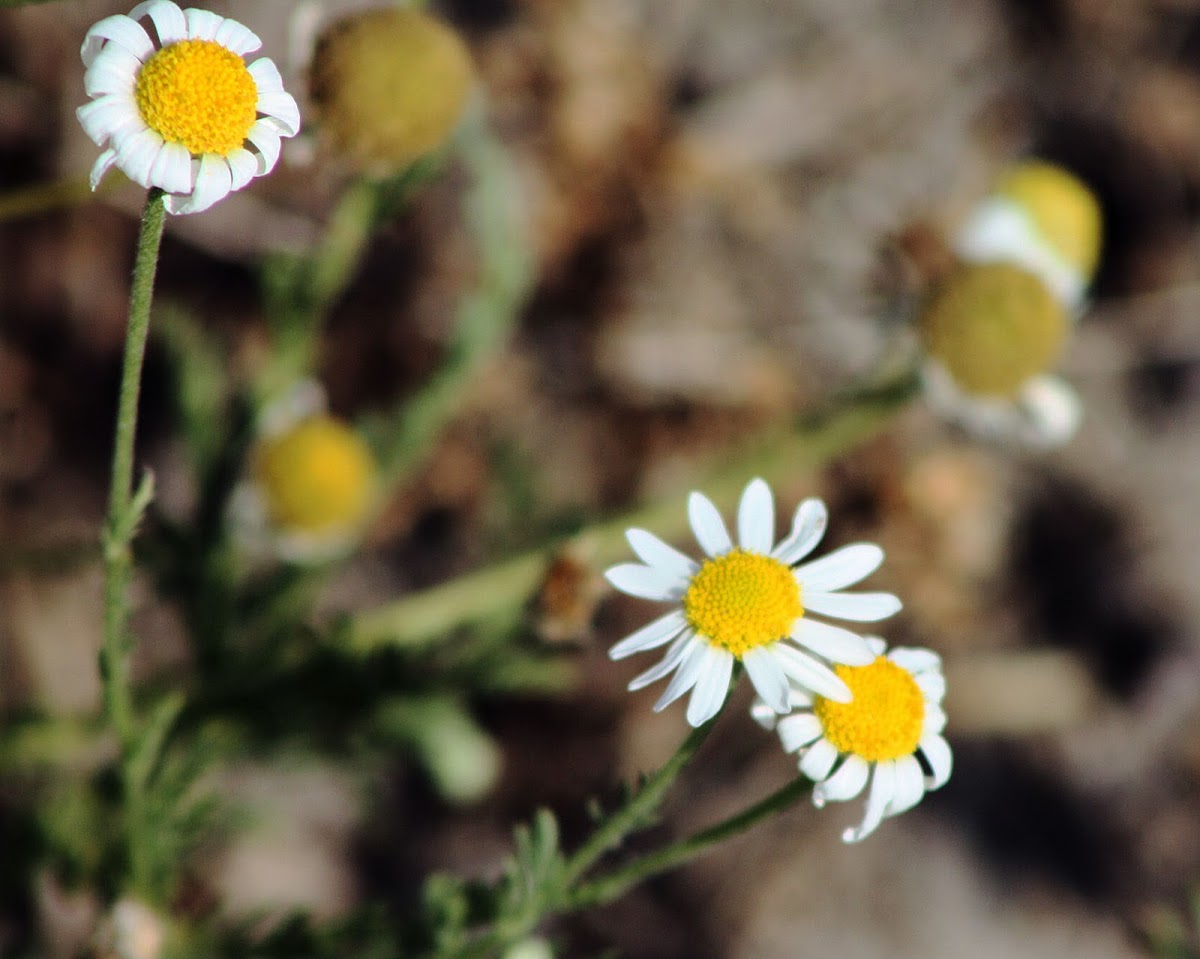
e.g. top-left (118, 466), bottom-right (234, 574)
top-left (129, 0), bottom-right (189, 45)
top-left (609, 609), bottom-right (687, 660)
top-left (843, 760), bottom-right (897, 843)
top-left (915, 670), bottom-right (946, 704)
top-left (813, 754), bottom-right (869, 805)
top-left (247, 55), bottom-right (285, 93)
top-left (776, 712), bottom-right (822, 753)
top-left (165, 152), bottom-right (232, 214)
top-left (605, 563), bottom-right (687, 602)
top-left (1019, 374), bottom-right (1082, 448)
top-left (737, 477), bottom-right (774, 553)
top-left (627, 634), bottom-right (692, 691)
top-left (802, 590), bottom-right (902, 622)
top-left (888, 754), bottom-right (927, 816)
top-left (113, 127), bottom-right (166, 188)
top-left (922, 702), bottom-right (947, 736)
top-left (794, 543), bottom-right (883, 593)
top-left (84, 45), bottom-right (142, 97)
top-left (686, 647), bottom-right (733, 727)
top-left (625, 529), bottom-right (698, 582)
top-left (88, 148), bottom-right (120, 190)
top-left (147, 139), bottom-right (193, 194)
top-left (743, 646), bottom-right (790, 715)
top-left (653, 638), bottom-right (710, 712)
top-left (688, 491), bottom-right (732, 558)
top-left (919, 733), bottom-right (953, 789)
top-left (245, 120), bottom-right (282, 174)
top-left (77, 95), bottom-right (144, 146)
top-left (225, 148), bottom-right (259, 191)
top-left (791, 617), bottom-right (875, 666)
top-left (255, 90), bottom-right (301, 137)
top-left (214, 17), bottom-right (262, 55)
top-left (184, 7), bottom-right (224, 40)
top-left (771, 642), bottom-right (851, 702)
top-left (799, 737), bottom-right (839, 781)
top-left (82, 15), bottom-right (154, 64)
top-left (771, 498), bottom-right (827, 564)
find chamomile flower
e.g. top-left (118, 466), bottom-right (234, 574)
top-left (606, 478), bottom-right (903, 728)
top-left (231, 382), bottom-right (378, 563)
top-left (954, 160), bottom-right (1102, 310)
top-left (919, 262), bottom-right (1082, 447)
top-left (753, 636), bottom-right (952, 843)
top-left (77, 1), bottom-right (300, 215)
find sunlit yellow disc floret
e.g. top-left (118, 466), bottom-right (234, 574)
top-left (253, 415), bottom-right (377, 534)
top-left (682, 549), bottom-right (802, 657)
top-left (814, 656), bottom-right (925, 762)
top-left (921, 262), bottom-right (1068, 397)
top-left (310, 8), bottom-right (474, 174)
top-left (135, 39), bottom-right (258, 156)
top-left (995, 161), bottom-right (1102, 282)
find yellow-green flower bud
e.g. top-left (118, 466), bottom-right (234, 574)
top-left (921, 263), bottom-right (1068, 398)
top-left (310, 8), bottom-right (475, 174)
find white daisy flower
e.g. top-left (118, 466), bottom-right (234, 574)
top-left (605, 478), bottom-right (903, 728)
top-left (76, 1), bottom-right (301, 215)
top-left (230, 381), bottom-right (379, 563)
top-left (753, 636), bottom-right (952, 843)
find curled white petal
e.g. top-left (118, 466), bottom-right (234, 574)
top-left (225, 148), bottom-right (259, 191)
top-left (88, 148), bottom-right (120, 190)
top-left (83, 15), bottom-right (154, 63)
top-left (888, 754), bottom-right (927, 816)
top-left (814, 754), bottom-right (870, 806)
top-left (799, 737), bottom-right (839, 782)
top-left (688, 491), bottom-right (732, 558)
top-left (215, 16), bottom-right (262, 55)
top-left (84, 45), bottom-right (142, 97)
top-left (843, 760), bottom-right (896, 843)
top-left (165, 152), bottom-right (232, 214)
top-left (129, 0), bottom-right (189, 45)
top-left (737, 477), bottom-right (775, 553)
top-left (245, 120), bottom-right (282, 174)
top-left (184, 7), bottom-right (224, 40)
top-left (77, 95), bottom-right (143, 146)
top-left (113, 127), bottom-right (166, 188)
top-left (772, 498), bottom-right (827, 564)
top-left (256, 91), bottom-right (302, 137)
top-left (920, 733), bottom-right (953, 790)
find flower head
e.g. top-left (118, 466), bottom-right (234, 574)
top-left (606, 478), bottom-right (903, 727)
top-left (753, 636), bottom-right (952, 843)
top-left (918, 262), bottom-right (1081, 447)
top-left (231, 382), bottom-right (378, 562)
top-left (77, 1), bottom-right (300, 214)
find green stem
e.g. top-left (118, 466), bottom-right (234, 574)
top-left (565, 775), bottom-right (812, 911)
top-left (100, 187), bottom-right (166, 895)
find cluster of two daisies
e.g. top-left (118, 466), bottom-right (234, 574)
top-left (606, 478), bottom-right (951, 843)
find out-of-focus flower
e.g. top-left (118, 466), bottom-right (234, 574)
top-left (919, 262), bottom-right (1082, 446)
top-left (954, 159), bottom-right (1102, 309)
top-left (101, 898), bottom-right (166, 959)
top-left (309, 7), bottom-right (474, 175)
top-left (753, 636), bottom-right (952, 843)
top-left (606, 478), bottom-right (902, 728)
top-left (232, 382), bottom-right (378, 562)
top-left (76, 1), bottom-right (300, 214)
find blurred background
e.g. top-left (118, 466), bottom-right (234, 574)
top-left (3, 0), bottom-right (1200, 956)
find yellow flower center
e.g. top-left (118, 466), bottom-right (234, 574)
top-left (253, 415), bottom-right (377, 534)
top-left (996, 161), bottom-right (1102, 282)
top-left (682, 549), bottom-right (802, 657)
top-left (921, 262), bottom-right (1068, 397)
top-left (814, 657), bottom-right (925, 762)
top-left (135, 39), bottom-right (258, 156)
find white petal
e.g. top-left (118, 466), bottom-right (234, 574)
top-left (915, 670), bottom-right (946, 704)
top-left (605, 563), bottom-right (686, 602)
top-left (129, 0), bottom-right (188, 45)
top-left (887, 647), bottom-right (941, 673)
top-left (245, 120), bottom-right (282, 174)
top-left (865, 636), bottom-right (888, 657)
top-left (803, 590), bottom-right (902, 622)
top-left (888, 754), bottom-right (926, 816)
top-left (88, 148), bottom-right (119, 190)
top-left (794, 543), bottom-right (883, 593)
top-left (166, 153), bottom-right (232, 214)
top-left (653, 638), bottom-right (710, 712)
top-left (688, 491), bottom-right (732, 558)
top-left (743, 646), bottom-right (790, 714)
top-left (843, 760), bottom-right (896, 843)
top-left (750, 698), bottom-right (778, 730)
top-left (737, 477), bottom-right (774, 553)
top-left (255, 90), bottom-right (301, 137)
top-left (114, 128), bottom-right (165, 188)
top-left (626, 528), bottom-right (698, 582)
top-left (84, 45), bottom-right (142, 97)
top-left (184, 7), bottom-right (224, 40)
top-left (609, 609), bottom-right (687, 660)
top-left (77, 95), bottom-right (143, 146)
top-left (148, 140), bottom-right (192, 194)
top-left (799, 737), bottom-right (839, 781)
top-left (923, 702), bottom-right (947, 736)
top-left (215, 17), bottom-right (262, 55)
top-left (920, 733), bottom-right (953, 790)
top-left (813, 754), bottom-right (870, 805)
top-left (776, 712), bottom-right (822, 753)
top-left (627, 633), bottom-right (692, 691)
top-left (1019, 375), bottom-right (1082, 448)
top-left (248, 56), bottom-right (285, 93)
top-left (771, 642), bottom-right (851, 702)
top-left (791, 617), bottom-right (875, 666)
top-left (686, 647), bottom-right (733, 727)
top-left (82, 15), bottom-right (154, 64)
top-left (225, 148), bottom-right (259, 190)
top-left (771, 497), bottom-right (827, 564)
